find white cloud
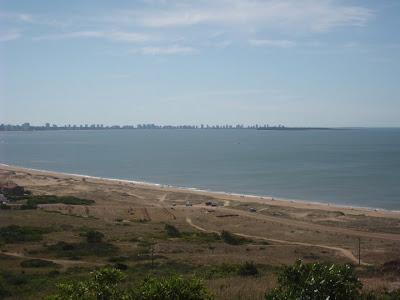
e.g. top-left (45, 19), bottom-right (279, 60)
top-left (33, 31), bottom-right (154, 43)
top-left (130, 0), bottom-right (372, 32)
top-left (0, 30), bottom-right (21, 42)
top-left (249, 39), bottom-right (295, 48)
top-left (0, 12), bottom-right (34, 23)
top-left (140, 45), bottom-right (196, 55)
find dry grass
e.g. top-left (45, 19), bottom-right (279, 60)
top-left (206, 275), bottom-right (277, 300)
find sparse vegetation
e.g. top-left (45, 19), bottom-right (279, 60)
top-left (164, 224), bottom-right (181, 237)
top-left (47, 241), bottom-right (118, 257)
top-left (0, 225), bottom-right (49, 243)
top-left (85, 230), bottom-right (105, 243)
top-left (198, 262), bottom-right (259, 279)
top-left (238, 261), bottom-right (259, 276)
top-left (20, 259), bottom-right (60, 268)
top-left (18, 195), bottom-right (95, 209)
top-left (220, 230), bottom-right (249, 245)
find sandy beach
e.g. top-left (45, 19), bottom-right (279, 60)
top-left (1, 163), bottom-right (400, 297)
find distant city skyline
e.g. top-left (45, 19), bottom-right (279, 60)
top-left (1, 122), bottom-right (289, 131)
top-left (1, 1), bottom-right (400, 127)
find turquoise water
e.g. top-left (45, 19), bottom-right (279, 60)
top-left (1, 129), bottom-right (400, 210)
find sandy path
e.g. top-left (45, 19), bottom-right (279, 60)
top-left (1, 251), bottom-right (104, 268)
top-left (185, 217), bottom-right (368, 265)
top-left (159, 193), bottom-right (168, 202)
top-left (215, 206), bottom-right (400, 242)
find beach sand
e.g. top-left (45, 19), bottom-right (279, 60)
top-left (1, 163), bottom-right (400, 294)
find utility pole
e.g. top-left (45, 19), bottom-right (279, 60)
top-left (358, 237), bottom-right (361, 266)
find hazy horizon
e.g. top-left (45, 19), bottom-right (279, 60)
top-left (1, 0), bottom-right (400, 127)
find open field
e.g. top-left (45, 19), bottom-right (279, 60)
top-left (1, 164), bottom-right (400, 299)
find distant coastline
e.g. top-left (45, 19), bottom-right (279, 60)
top-left (1, 123), bottom-right (342, 132)
top-left (256, 127), bottom-right (340, 131)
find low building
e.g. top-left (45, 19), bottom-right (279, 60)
top-left (0, 193), bottom-right (8, 204)
top-left (0, 182), bottom-right (25, 197)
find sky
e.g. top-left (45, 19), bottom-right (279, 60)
top-left (1, 0), bottom-right (400, 127)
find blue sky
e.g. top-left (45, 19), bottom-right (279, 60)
top-left (1, 0), bottom-right (400, 127)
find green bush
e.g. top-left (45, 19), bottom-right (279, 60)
top-left (20, 259), bottom-right (59, 268)
top-left (181, 232), bottom-right (220, 243)
top-left (164, 224), bottom-right (181, 238)
top-left (47, 267), bottom-right (126, 300)
top-left (26, 195), bottom-right (95, 206)
top-left (220, 230), bottom-right (248, 245)
top-left (48, 268), bottom-right (212, 300)
top-left (0, 225), bottom-right (49, 243)
top-left (0, 275), bottom-right (10, 298)
top-left (265, 260), bottom-right (362, 300)
top-left (238, 261), bottom-right (259, 276)
top-left (131, 275), bottom-right (212, 300)
top-left (86, 230), bottom-right (105, 243)
top-left (48, 241), bottom-right (118, 257)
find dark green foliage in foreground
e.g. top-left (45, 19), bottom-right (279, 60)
top-left (265, 260), bottom-right (362, 300)
top-left (86, 230), bottom-right (105, 243)
top-left (20, 195), bottom-right (95, 209)
top-left (47, 267), bottom-right (212, 300)
top-left (0, 225), bottom-right (49, 243)
top-left (47, 241), bottom-right (118, 257)
top-left (164, 224), bottom-right (181, 237)
top-left (0, 274), bottom-right (10, 298)
top-left (20, 259), bottom-right (60, 268)
top-left (47, 267), bottom-right (126, 300)
top-left (220, 230), bottom-right (249, 245)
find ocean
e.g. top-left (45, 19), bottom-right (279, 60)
top-left (1, 128), bottom-right (400, 210)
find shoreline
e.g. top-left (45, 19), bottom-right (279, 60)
top-left (1, 162), bottom-right (400, 218)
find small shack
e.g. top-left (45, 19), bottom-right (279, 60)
top-left (0, 193), bottom-right (8, 204)
top-left (0, 182), bottom-right (25, 197)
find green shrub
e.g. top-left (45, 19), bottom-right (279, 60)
top-left (0, 275), bottom-right (10, 298)
top-left (197, 263), bottom-right (239, 279)
top-left (131, 275), bottom-right (212, 300)
top-left (26, 195), bottom-right (95, 206)
top-left (48, 268), bottom-right (212, 300)
top-left (20, 259), bottom-right (59, 268)
top-left (220, 230), bottom-right (248, 245)
top-left (48, 241), bottom-right (118, 257)
top-left (265, 260), bottom-right (362, 300)
top-left (164, 224), bottom-right (181, 237)
top-left (0, 225), bottom-right (49, 243)
top-left (181, 232), bottom-right (220, 243)
top-left (47, 267), bottom-right (126, 300)
top-left (86, 230), bottom-right (105, 243)
top-left (238, 261), bottom-right (259, 276)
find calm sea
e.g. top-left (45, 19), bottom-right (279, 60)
top-left (1, 129), bottom-right (400, 210)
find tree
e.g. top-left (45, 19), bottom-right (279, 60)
top-left (86, 230), bottom-right (105, 243)
top-left (265, 260), bottom-right (362, 300)
top-left (130, 275), bottom-right (212, 300)
top-left (47, 267), bottom-right (127, 300)
top-left (164, 224), bottom-right (181, 237)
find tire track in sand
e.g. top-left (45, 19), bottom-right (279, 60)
top-left (185, 217), bottom-right (369, 266)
